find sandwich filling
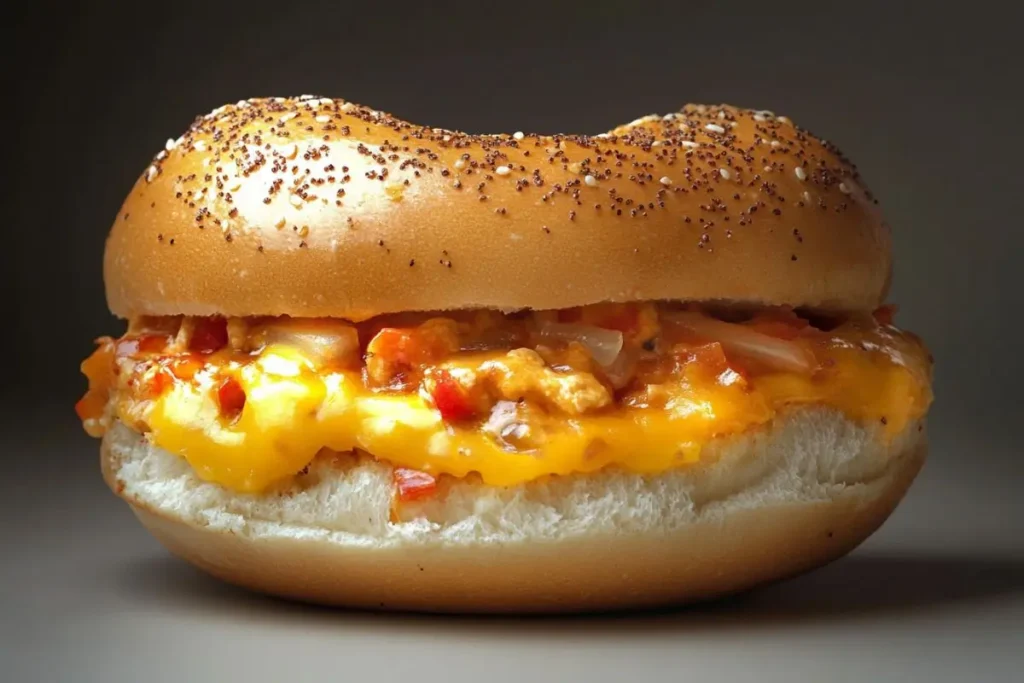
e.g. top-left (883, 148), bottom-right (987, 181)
top-left (76, 303), bottom-right (932, 497)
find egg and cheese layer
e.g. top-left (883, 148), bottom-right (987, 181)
top-left (76, 304), bottom-right (933, 494)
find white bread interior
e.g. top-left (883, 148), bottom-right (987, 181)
top-left (102, 407), bottom-right (926, 612)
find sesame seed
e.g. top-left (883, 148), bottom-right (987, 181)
top-left (803, 190), bottom-right (813, 203)
top-left (454, 159), bottom-right (466, 170)
top-left (297, 225), bottom-right (309, 238)
top-left (770, 140), bottom-right (781, 148)
top-left (165, 138), bottom-right (177, 151)
top-left (283, 143), bottom-right (298, 159)
top-left (777, 116), bottom-right (791, 124)
top-left (659, 176), bottom-right (672, 186)
top-left (145, 165), bottom-right (159, 182)
top-left (315, 115), bottom-right (330, 123)
top-left (705, 123), bottom-right (726, 134)
top-left (719, 168), bottom-right (732, 180)
top-left (584, 175), bottom-right (598, 187)
top-left (279, 112), bottom-right (298, 124)
top-left (513, 131), bottom-right (524, 140)
top-left (228, 179), bottom-right (242, 191)
top-left (839, 182), bottom-right (851, 194)
top-left (289, 194), bottom-right (303, 207)
top-left (753, 114), bottom-right (766, 122)
top-left (795, 166), bottom-right (807, 181)
top-left (340, 102), bottom-right (355, 112)
top-left (680, 141), bottom-right (699, 149)
top-left (193, 140), bottom-right (207, 152)
top-left (495, 165), bottom-right (511, 176)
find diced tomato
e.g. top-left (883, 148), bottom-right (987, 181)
top-left (430, 370), bottom-right (476, 422)
top-left (189, 317), bottom-right (229, 354)
top-left (216, 376), bottom-right (246, 418)
top-left (368, 327), bottom-right (415, 365)
top-left (393, 468), bottom-right (437, 502)
top-left (873, 304), bottom-right (899, 326)
top-left (168, 356), bottom-right (206, 381)
top-left (143, 367), bottom-right (174, 398)
top-left (366, 322), bottom-right (460, 387)
top-left (368, 324), bottom-right (457, 365)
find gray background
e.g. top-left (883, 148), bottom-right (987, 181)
top-left (3, 1), bottom-right (1022, 681)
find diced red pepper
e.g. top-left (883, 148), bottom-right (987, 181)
top-left (393, 468), bottom-right (437, 502)
top-left (216, 376), bottom-right (246, 418)
top-left (189, 317), bottom-right (229, 354)
top-left (430, 370), bottom-right (476, 422)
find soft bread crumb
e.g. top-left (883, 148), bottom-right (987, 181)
top-left (105, 407), bottom-right (922, 547)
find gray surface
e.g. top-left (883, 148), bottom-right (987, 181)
top-left (3, 410), bottom-right (1022, 683)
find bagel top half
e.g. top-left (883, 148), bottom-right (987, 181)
top-left (104, 97), bottom-right (890, 321)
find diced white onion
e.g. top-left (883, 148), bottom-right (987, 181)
top-left (252, 319), bottom-right (360, 368)
top-left (602, 347), bottom-right (639, 389)
top-left (663, 312), bottom-right (816, 374)
top-left (536, 322), bottom-right (624, 367)
top-left (482, 400), bottom-right (533, 451)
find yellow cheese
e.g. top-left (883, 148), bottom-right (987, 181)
top-left (136, 335), bottom-right (932, 494)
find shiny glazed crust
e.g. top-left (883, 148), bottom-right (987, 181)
top-left (104, 98), bottom-right (891, 321)
top-left (101, 409), bottom-right (926, 613)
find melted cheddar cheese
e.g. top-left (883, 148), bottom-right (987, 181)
top-left (77, 305), bottom-right (933, 494)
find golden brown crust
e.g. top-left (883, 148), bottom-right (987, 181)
top-left (120, 442), bottom-right (923, 613)
top-left (105, 97), bottom-right (891, 321)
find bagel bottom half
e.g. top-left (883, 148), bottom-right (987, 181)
top-left (101, 407), bottom-right (926, 613)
